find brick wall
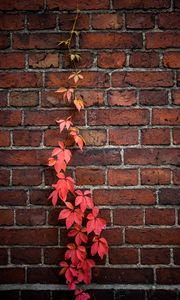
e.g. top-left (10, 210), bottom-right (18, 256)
top-left (0, 0), bottom-right (180, 299)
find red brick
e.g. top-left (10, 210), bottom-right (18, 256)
top-left (81, 129), bottom-right (107, 146)
top-left (124, 148), bottom-right (180, 165)
top-left (97, 51), bottom-right (126, 68)
top-left (147, 290), bottom-right (177, 300)
top-left (10, 91), bottom-right (39, 107)
top-left (63, 52), bottom-right (93, 69)
top-left (59, 14), bottom-right (89, 30)
top-left (0, 169), bottom-right (10, 186)
top-left (139, 90), bottom-right (168, 106)
top-left (102, 228), bottom-right (123, 246)
top-left (108, 169), bottom-right (138, 186)
top-left (113, 208), bottom-right (143, 225)
top-left (45, 168), bottom-right (72, 186)
top-left (11, 248), bottom-right (41, 264)
top-left (0, 131), bottom-right (10, 146)
top-left (157, 268), bottom-right (180, 284)
top-left (126, 13), bottom-right (154, 29)
top-left (93, 189), bottom-right (155, 206)
top-left (0, 111), bottom-right (21, 127)
top-left (159, 189), bottom-right (180, 205)
top-left (152, 108), bottom-right (180, 125)
top-left (0, 53), bottom-right (25, 69)
top-left (76, 168), bottom-right (105, 185)
top-left (0, 150), bottom-right (50, 166)
top-left (80, 33), bottom-right (142, 49)
top-left (163, 52), bottom-right (180, 68)
top-left (109, 128), bottom-right (138, 145)
top-left (146, 32), bottom-right (180, 48)
top-left (141, 248), bottom-right (170, 265)
top-left (12, 169), bottom-right (42, 186)
top-left (141, 168), bottom-right (171, 185)
top-left (0, 209), bottom-right (14, 225)
top-left (129, 52), bottom-right (159, 68)
top-left (158, 13), bottom-right (180, 29)
top-left (27, 267), bottom-right (60, 284)
top-left (76, 90), bottom-right (104, 106)
top-left (0, 14), bottom-right (24, 30)
top-left (93, 267), bottom-right (153, 284)
top-left (47, 0), bottom-right (109, 10)
top-left (112, 71), bottom-right (173, 88)
top-left (109, 248), bottom-right (138, 264)
top-left (0, 248), bottom-right (8, 265)
top-left (0, 228), bottom-right (57, 245)
top-left (27, 14), bottom-right (56, 30)
top-left (145, 208), bottom-right (175, 225)
top-left (108, 90), bottom-right (136, 106)
top-left (0, 34), bottom-right (10, 49)
top-left (0, 268), bottom-right (25, 283)
top-left (29, 53), bottom-right (59, 69)
top-left (141, 128), bottom-right (170, 145)
top-left (92, 13), bottom-right (122, 29)
top-left (21, 290), bottom-right (50, 300)
top-left (175, 0), bottom-right (180, 8)
top-left (113, 0), bottom-right (170, 9)
top-left (24, 110), bottom-right (85, 126)
top-left (0, 190), bottom-right (26, 206)
top-left (44, 248), bottom-right (65, 264)
top-left (88, 109), bottom-right (149, 125)
top-left (16, 208), bottom-right (46, 226)
top-left (44, 128), bottom-right (65, 147)
top-left (0, 91), bottom-right (8, 107)
top-left (126, 228), bottom-right (180, 245)
top-left (0, 0), bottom-right (44, 10)
top-left (0, 72), bottom-right (42, 88)
top-left (13, 33), bottom-right (72, 49)
top-left (46, 71), bottom-right (109, 88)
top-left (13, 130), bottom-right (41, 146)
top-left (173, 169), bottom-right (180, 185)
top-left (30, 189), bottom-right (51, 206)
top-left (71, 149), bottom-right (121, 166)
top-left (174, 248), bottom-right (180, 264)
top-left (172, 90), bottom-right (180, 105)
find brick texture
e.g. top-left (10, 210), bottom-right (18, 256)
top-left (0, 1), bottom-right (179, 299)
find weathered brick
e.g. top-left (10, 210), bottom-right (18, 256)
top-left (112, 71), bottom-right (173, 87)
top-left (10, 91), bottom-right (39, 107)
top-left (113, 0), bottom-right (170, 9)
top-left (97, 52), bottom-right (126, 68)
top-left (59, 14), bottom-right (89, 30)
top-left (47, 0), bottom-right (109, 10)
top-left (152, 108), bottom-right (180, 125)
top-left (93, 189), bottom-right (155, 205)
top-left (63, 52), bottom-right (93, 69)
top-left (0, 150), bottom-right (50, 166)
top-left (0, 190), bottom-right (26, 206)
top-left (27, 267), bottom-right (60, 284)
top-left (126, 13), bottom-right (154, 29)
top-left (0, 248), bottom-right (8, 265)
top-left (113, 208), bottom-right (143, 225)
top-left (0, 34), bottom-right (10, 49)
top-left (145, 208), bottom-right (175, 225)
top-left (29, 53), bottom-right (59, 69)
top-left (0, 14), bottom-right (24, 30)
top-left (109, 248), bottom-right (138, 264)
top-left (0, 0), bottom-right (44, 10)
top-left (0, 130), bottom-right (10, 146)
top-left (0, 91), bottom-right (8, 107)
top-left (141, 128), bottom-right (170, 145)
top-left (13, 130), bottom-right (42, 146)
top-left (75, 168), bottom-right (105, 185)
top-left (0, 53), bottom-right (25, 69)
top-left (0, 72), bottom-right (42, 88)
top-left (139, 90), bottom-right (168, 106)
top-left (27, 14), bottom-right (56, 30)
top-left (157, 268), bottom-right (180, 284)
top-left (80, 33), bottom-right (142, 49)
top-left (0, 169), bottom-right (10, 186)
top-left (88, 109), bottom-right (149, 125)
top-left (109, 128), bottom-right (138, 145)
top-left (141, 168), bottom-right (171, 185)
top-left (16, 208), bottom-right (46, 226)
top-left (0, 268), bottom-right (25, 283)
top-left (172, 90), bottom-right (180, 105)
top-left (92, 13), bottom-right (122, 29)
top-left (159, 189), bottom-right (180, 205)
top-left (12, 168), bottom-right (42, 186)
top-left (174, 248), bottom-right (180, 265)
top-left (11, 248), bottom-right (41, 264)
top-left (146, 32), bottom-right (180, 48)
top-left (108, 90), bottom-right (136, 106)
top-left (108, 168), bottom-right (138, 186)
top-left (173, 168), bottom-right (180, 185)
top-left (0, 209), bottom-right (14, 226)
top-left (0, 111), bottom-right (21, 127)
top-left (158, 13), bottom-right (180, 29)
top-left (141, 248), bottom-right (170, 265)
top-left (163, 52), bottom-right (180, 68)
top-left (129, 52), bottom-right (159, 68)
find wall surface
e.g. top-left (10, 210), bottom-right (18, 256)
top-left (0, 0), bottom-right (180, 299)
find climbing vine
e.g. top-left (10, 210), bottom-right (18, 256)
top-left (48, 5), bottom-right (108, 300)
